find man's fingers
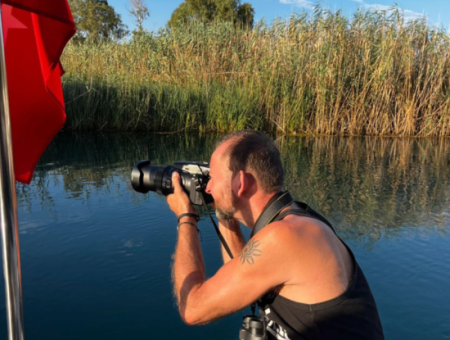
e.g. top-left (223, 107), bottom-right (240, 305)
top-left (172, 172), bottom-right (182, 193)
top-left (167, 171), bottom-right (197, 217)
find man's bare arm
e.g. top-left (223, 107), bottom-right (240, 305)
top-left (218, 218), bottom-right (245, 263)
top-left (166, 172), bottom-right (207, 321)
top-left (172, 219), bottom-right (205, 320)
top-left (175, 224), bottom-right (292, 325)
top-left (167, 173), bottom-right (287, 325)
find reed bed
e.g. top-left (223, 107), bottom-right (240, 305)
top-left (62, 7), bottom-right (450, 136)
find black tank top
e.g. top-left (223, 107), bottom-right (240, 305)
top-left (258, 202), bottom-right (384, 340)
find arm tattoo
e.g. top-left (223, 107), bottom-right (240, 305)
top-left (239, 240), bottom-right (262, 265)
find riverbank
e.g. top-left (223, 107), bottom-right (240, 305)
top-left (61, 7), bottom-right (450, 136)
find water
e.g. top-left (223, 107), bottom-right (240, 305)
top-left (3, 133), bottom-right (450, 340)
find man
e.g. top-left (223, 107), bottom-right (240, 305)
top-left (167, 130), bottom-right (384, 339)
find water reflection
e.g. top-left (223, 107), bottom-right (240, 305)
top-left (278, 137), bottom-right (450, 243)
top-left (17, 133), bottom-right (450, 245)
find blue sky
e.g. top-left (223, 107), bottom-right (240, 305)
top-left (108, 0), bottom-right (450, 32)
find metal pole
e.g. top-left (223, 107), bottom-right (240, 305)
top-left (0, 2), bottom-right (25, 340)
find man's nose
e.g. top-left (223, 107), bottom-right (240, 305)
top-left (205, 181), bottom-right (211, 194)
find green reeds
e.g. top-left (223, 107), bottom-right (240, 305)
top-left (62, 7), bottom-right (450, 136)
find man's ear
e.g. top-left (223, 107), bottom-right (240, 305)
top-left (236, 170), bottom-right (255, 197)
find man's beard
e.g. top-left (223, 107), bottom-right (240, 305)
top-left (215, 189), bottom-right (237, 220)
top-left (216, 206), bottom-right (236, 220)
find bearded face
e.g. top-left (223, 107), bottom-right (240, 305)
top-left (206, 141), bottom-right (241, 220)
top-left (214, 180), bottom-right (238, 220)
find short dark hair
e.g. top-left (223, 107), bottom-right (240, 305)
top-left (217, 130), bottom-right (284, 193)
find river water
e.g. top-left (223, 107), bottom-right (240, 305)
top-left (3, 133), bottom-right (450, 340)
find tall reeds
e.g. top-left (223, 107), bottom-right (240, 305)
top-left (62, 7), bottom-right (450, 136)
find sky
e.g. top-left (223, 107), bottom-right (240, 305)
top-left (108, 0), bottom-right (450, 33)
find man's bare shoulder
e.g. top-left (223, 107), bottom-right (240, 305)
top-left (256, 215), bottom-right (330, 249)
top-left (253, 214), bottom-right (354, 303)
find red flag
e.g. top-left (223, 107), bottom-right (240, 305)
top-left (1, 0), bottom-right (76, 184)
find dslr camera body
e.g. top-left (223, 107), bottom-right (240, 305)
top-left (131, 160), bottom-right (213, 205)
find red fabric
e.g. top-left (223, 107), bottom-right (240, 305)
top-left (1, 0), bottom-right (76, 184)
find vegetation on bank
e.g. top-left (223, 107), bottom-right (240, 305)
top-left (62, 7), bottom-right (450, 136)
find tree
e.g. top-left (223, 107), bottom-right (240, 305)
top-left (68, 0), bottom-right (128, 43)
top-left (168, 0), bottom-right (254, 28)
top-left (236, 3), bottom-right (254, 27)
top-left (129, 0), bottom-right (150, 38)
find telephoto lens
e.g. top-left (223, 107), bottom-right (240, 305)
top-left (239, 315), bottom-right (267, 340)
top-left (130, 160), bottom-right (213, 206)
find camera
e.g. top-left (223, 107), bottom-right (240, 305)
top-left (131, 160), bottom-right (213, 206)
top-left (240, 315), bottom-right (267, 340)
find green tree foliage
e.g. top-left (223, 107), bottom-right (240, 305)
top-left (168, 0), bottom-right (254, 28)
top-left (68, 0), bottom-right (128, 43)
top-left (129, 0), bottom-right (150, 39)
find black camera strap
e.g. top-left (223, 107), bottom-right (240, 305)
top-left (250, 191), bottom-right (294, 238)
top-left (200, 192), bottom-right (234, 259)
top-left (248, 190), bottom-right (294, 339)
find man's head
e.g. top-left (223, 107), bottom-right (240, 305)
top-left (218, 130), bottom-right (284, 193)
top-left (206, 130), bottom-right (284, 221)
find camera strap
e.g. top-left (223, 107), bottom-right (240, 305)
top-left (200, 192), bottom-right (234, 259)
top-left (250, 191), bottom-right (294, 238)
top-left (248, 190), bottom-right (294, 337)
